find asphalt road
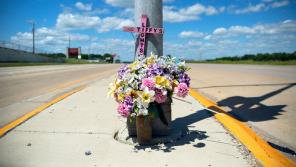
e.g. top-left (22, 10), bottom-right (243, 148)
top-left (1, 63), bottom-right (295, 158)
top-left (0, 64), bottom-right (121, 127)
top-left (188, 63), bottom-right (296, 154)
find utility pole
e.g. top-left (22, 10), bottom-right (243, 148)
top-left (27, 20), bottom-right (35, 54)
top-left (68, 36), bottom-right (71, 48)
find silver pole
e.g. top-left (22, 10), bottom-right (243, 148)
top-left (135, 0), bottom-right (163, 57)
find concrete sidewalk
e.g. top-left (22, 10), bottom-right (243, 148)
top-left (0, 76), bottom-right (256, 167)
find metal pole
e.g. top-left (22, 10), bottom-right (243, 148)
top-left (68, 36), bottom-right (71, 48)
top-left (32, 22), bottom-right (35, 54)
top-left (135, 0), bottom-right (163, 57)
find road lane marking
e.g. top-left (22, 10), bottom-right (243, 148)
top-left (0, 85), bottom-right (85, 137)
top-left (189, 88), bottom-right (296, 167)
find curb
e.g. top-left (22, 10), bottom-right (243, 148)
top-left (189, 88), bottom-right (296, 167)
top-left (0, 85), bottom-right (85, 137)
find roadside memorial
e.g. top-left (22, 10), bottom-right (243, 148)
top-left (109, 0), bottom-right (191, 145)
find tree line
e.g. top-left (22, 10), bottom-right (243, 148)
top-left (38, 53), bottom-right (117, 63)
top-left (212, 51), bottom-right (296, 61)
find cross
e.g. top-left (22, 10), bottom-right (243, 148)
top-left (123, 14), bottom-right (164, 57)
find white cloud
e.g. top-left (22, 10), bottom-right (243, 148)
top-left (187, 40), bottom-right (203, 46)
top-left (164, 3), bottom-right (220, 23)
top-left (229, 26), bottom-right (256, 34)
top-left (204, 35), bottom-right (212, 40)
top-left (210, 20), bottom-right (296, 38)
top-left (84, 8), bottom-right (109, 15)
top-left (213, 27), bottom-right (227, 35)
top-left (105, 0), bottom-right (174, 8)
top-left (179, 31), bottom-right (205, 38)
top-left (75, 2), bottom-right (92, 11)
top-left (271, 0), bottom-right (289, 8)
top-left (171, 20), bottom-right (296, 60)
top-left (105, 1), bottom-right (221, 23)
top-left (164, 6), bottom-right (198, 23)
top-left (56, 13), bottom-right (100, 29)
top-left (56, 13), bottom-right (134, 33)
top-left (10, 27), bottom-right (90, 52)
top-left (105, 0), bottom-right (133, 8)
top-left (98, 17), bottom-right (134, 32)
top-left (219, 6), bottom-right (226, 12)
top-left (232, 0), bottom-right (290, 14)
top-left (234, 3), bottom-right (266, 14)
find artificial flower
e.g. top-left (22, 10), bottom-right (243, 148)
top-left (175, 82), bottom-right (189, 98)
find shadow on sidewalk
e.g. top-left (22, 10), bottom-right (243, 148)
top-left (134, 109), bottom-right (211, 152)
top-left (217, 83), bottom-right (296, 122)
top-left (134, 83), bottom-right (296, 153)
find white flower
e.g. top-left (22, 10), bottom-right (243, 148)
top-left (138, 106), bottom-right (148, 116)
top-left (137, 87), bottom-right (155, 108)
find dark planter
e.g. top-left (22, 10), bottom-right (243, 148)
top-left (127, 116), bottom-right (136, 136)
top-left (136, 115), bottom-right (152, 145)
top-left (151, 97), bottom-right (172, 136)
top-left (126, 97), bottom-right (172, 137)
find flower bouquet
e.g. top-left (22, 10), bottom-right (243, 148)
top-left (109, 53), bottom-right (190, 144)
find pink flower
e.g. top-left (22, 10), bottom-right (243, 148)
top-left (155, 89), bottom-right (167, 103)
top-left (117, 103), bottom-right (131, 117)
top-left (141, 78), bottom-right (155, 90)
top-left (175, 83), bottom-right (189, 98)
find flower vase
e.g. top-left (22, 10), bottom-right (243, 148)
top-left (126, 116), bottom-right (136, 136)
top-left (151, 97), bottom-right (172, 136)
top-left (136, 115), bottom-right (152, 145)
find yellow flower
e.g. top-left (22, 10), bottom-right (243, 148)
top-left (129, 61), bottom-right (139, 70)
top-left (127, 89), bottom-right (137, 98)
top-left (117, 93), bottom-right (125, 102)
top-left (155, 76), bottom-right (171, 88)
top-left (146, 55), bottom-right (155, 65)
top-left (115, 79), bottom-right (122, 88)
top-left (142, 93), bottom-right (151, 103)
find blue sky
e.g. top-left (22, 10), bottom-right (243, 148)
top-left (0, 0), bottom-right (296, 61)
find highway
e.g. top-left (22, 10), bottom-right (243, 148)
top-left (188, 64), bottom-right (296, 154)
top-left (1, 63), bottom-right (295, 157)
top-left (0, 64), bottom-right (121, 127)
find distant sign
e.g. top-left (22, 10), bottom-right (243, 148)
top-left (68, 48), bottom-right (80, 59)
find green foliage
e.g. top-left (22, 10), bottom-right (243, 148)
top-left (38, 53), bottom-right (66, 58)
top-left (79, 53), bottom-right (115, 63)
top-left (65, 58), bottom-right (89, 64)
top-left (215, 51), bottom-right (296, 61)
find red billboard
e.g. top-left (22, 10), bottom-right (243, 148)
top-left (68, 48), bottom-right (80, 58)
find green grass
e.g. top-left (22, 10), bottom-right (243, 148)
top-left (187, 60), bottom-right (296, 65)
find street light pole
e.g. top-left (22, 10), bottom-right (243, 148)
top-left (32, 22), bottom-right (35, 54)
top-left (27, 20), bottom-right (35, 54)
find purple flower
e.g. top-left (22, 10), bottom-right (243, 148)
top-left (147, 64), bottom-right (163, 76)
top-left (124, 96), bottom-right (134, 108)
top-left (178, 72), bottom-right (191, 87)
top-left (118, 64), bottom-right (129, 79)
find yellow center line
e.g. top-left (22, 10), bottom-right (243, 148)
top-left (0, 67), bottom-right (119, 137)
top-left (189, 88), bottom-right (296, 167)
top-left (0, 85), bottom-right (86, 137)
